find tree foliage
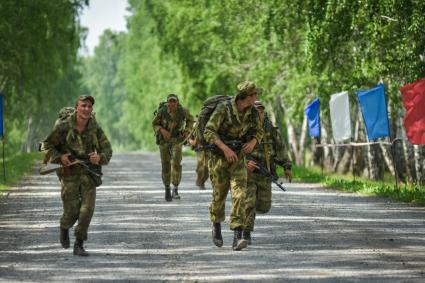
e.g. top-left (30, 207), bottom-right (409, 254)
top-left (0, 0), bottom-right (88, 153)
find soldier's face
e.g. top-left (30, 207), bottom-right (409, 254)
top-left (248, 94), bottom-right (258, 106)
top-left (168, 99), bottom-right (178, 111)
top-left (76, 100), bottom-right (93, 120)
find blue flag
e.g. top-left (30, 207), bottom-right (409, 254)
top-left (356, 84), bottom-right (390, 140)
top-left (0, 93), bottom-right (3, 137)
top-left (304, 98), bottom-right (321, 137)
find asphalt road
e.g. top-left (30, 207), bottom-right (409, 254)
top-left (1, 152), bottom-right (425, 282)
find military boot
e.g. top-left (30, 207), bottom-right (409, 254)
top-left (212, 222), bottom-right (223, 247)
top-left (73, 239), bottom-right (89, 256)
top-left (165, 186), bottom-right (172, 202)
top-left (172, 186), bottom-right (180, 200)
top-left (60, 228), bottom-right (70, 249)
top-left (243, 230), bottom-right (252, 245)
top-left (232, 228), bottom-right (248, 251)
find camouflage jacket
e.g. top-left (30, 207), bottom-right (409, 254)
top-left (250, 115), bottom-right (291, 171)
top-left (43, 112), bottom-right (112, 166)
top-left (152, 104), bottom-right (194, 144)
top-left (204, 97), bottom-right (263, 148)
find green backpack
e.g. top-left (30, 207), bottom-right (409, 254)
top-left (196, 95), bottom-right (233, 146)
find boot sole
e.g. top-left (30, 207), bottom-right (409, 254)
top-left (233, 239), bottom-right (248, 251)
top-left (61, 242), bottom-right (70, 249)
top-left (213, 239), bottom-right (223, 247)
top-left (73, 252), bottom-right (89, 256)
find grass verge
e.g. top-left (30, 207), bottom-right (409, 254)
top-left (0, 152), bottom-right (42, 195)
top-left (278, 165), bottom-right (425, 206)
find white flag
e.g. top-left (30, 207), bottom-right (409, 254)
top-left (329, 91), bottom-right (352, 142)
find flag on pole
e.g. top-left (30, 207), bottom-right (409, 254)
top-left (0, 93), bottom-right (3, 137)
top-left (356, 84), bottom-right (390, 141)
top-left (329, 91), bottom-right (352, 142)
top-left (304, 98), bottom-right (320, 138)
top-left (400, 77), bottom-right (425, 145)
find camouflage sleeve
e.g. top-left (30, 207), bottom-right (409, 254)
top-left (273, 128), bottom-right (291, 169)
top-left (203, 103), bottom-right (226, 144)
top-left (96, 126), bottom-right (113, 165)
top-left (152, 111), bottom-right (163, 134)
top-left (252, 112), bottom-right (264, 144)
top-left (183, 108), bottom-right (194, 136)
top-left (42, 123), bottom-right (67, 163)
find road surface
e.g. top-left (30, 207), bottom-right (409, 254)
top-left (1, 152), bottom-right (425, 282)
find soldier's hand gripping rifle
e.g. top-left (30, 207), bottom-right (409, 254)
top-left (246, 154), bottom-right (286, 192)
top-left (195, 140), bottom-right (286, 191)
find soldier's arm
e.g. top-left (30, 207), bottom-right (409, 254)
top-left (273, 127), bottom-right (291, 169)
top-left (183, 108), bottom-right (195, 136)
top-left (203, 104), bottom-right (226, 145)
top-left (96, 127), bottom-right (113, 165)
top-left (251, 111), bottom-right (264, 145)
top-left (42, 123), bottom-right (67, 163)
top-left (152, 111), bottom-right (163, 134)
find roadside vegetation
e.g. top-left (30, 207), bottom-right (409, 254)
top-left (288, 165), bottom-right (425, 205)
top-left (0, 152), bottom-right (42, 195)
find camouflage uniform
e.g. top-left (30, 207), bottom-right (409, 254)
top-left (245, 114), bottom-right (291, 232)
top-left (196, 150), bottom-right (209, 187)
top-left (152, 99), bottom-right (194, 188)
top-left (204, 97), bottom-right (263, 230)
top-left (189, 121), bottom-right (210, 188)
top-left (43, 111), bottom-right (112, 241)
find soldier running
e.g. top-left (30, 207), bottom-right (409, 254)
top-left (152, 93), bottom-right (194, 201)
top-left (203, 81), bottom-right (263, 251)
top-left (42, 95), bottom-right (112, 256)
top-left (244, 100), bottom-right (292, 245)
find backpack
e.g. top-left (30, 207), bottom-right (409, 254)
top-left (196, 95), bottom-right (233, 146)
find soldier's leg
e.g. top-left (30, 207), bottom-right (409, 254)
top-left (256, 178), bottom-right (272, 214)
top-left (74, 175), bottom-right (96, 241)
top-left (171, 144), bottom-right (182, 187)
top-left (208, 155), bottom-right (230, 247)
top-left (229, 158), bottom-right (249, 250)
top-left (228, 158), bottom-right (247, 231)
top-left (196, 151), bottom-right (209, 187)
top-left (59, 176), bottom-right (81, 249)
top-left (60, 176), bottom-right (81, 230)
top-left (159, 144), bottom-right (172, 187)
top-left (244, 176), bottom-right (257, 232)
top-left (208, 156), bottom-right (230, 223)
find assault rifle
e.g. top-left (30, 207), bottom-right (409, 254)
top-left (39, 156), bottom-right (102, 178)
top-left (195, 140), bottom-right (286, 191)
top-left (194, 140), bottom-right (274, 152)
top-left (245, 154), bottom-right (286, 192)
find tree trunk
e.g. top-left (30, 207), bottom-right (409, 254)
top-left (366, 144), bottom-right (384, 180)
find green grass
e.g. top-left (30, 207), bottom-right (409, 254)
top-left (280, 165), bottom-right (425, 205)
top-left (0, 152), bottom-right (42, 195)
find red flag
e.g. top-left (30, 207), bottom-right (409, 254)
top-left (400, 78), bottom-right (425, 145)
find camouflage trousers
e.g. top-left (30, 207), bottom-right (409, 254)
top-left (159, 143), bottom-right (182, 187)
top-left (245, 172), bottom-right (272, 231)
top-left (196, 151), bottom-right (209, 186)
top-left (208, 153), bottom-right (247, 230)
top-left (60, 174), bottom-right (96, 241)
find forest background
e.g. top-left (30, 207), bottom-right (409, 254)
top-left (1, 0), bottom-right (425, 185)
